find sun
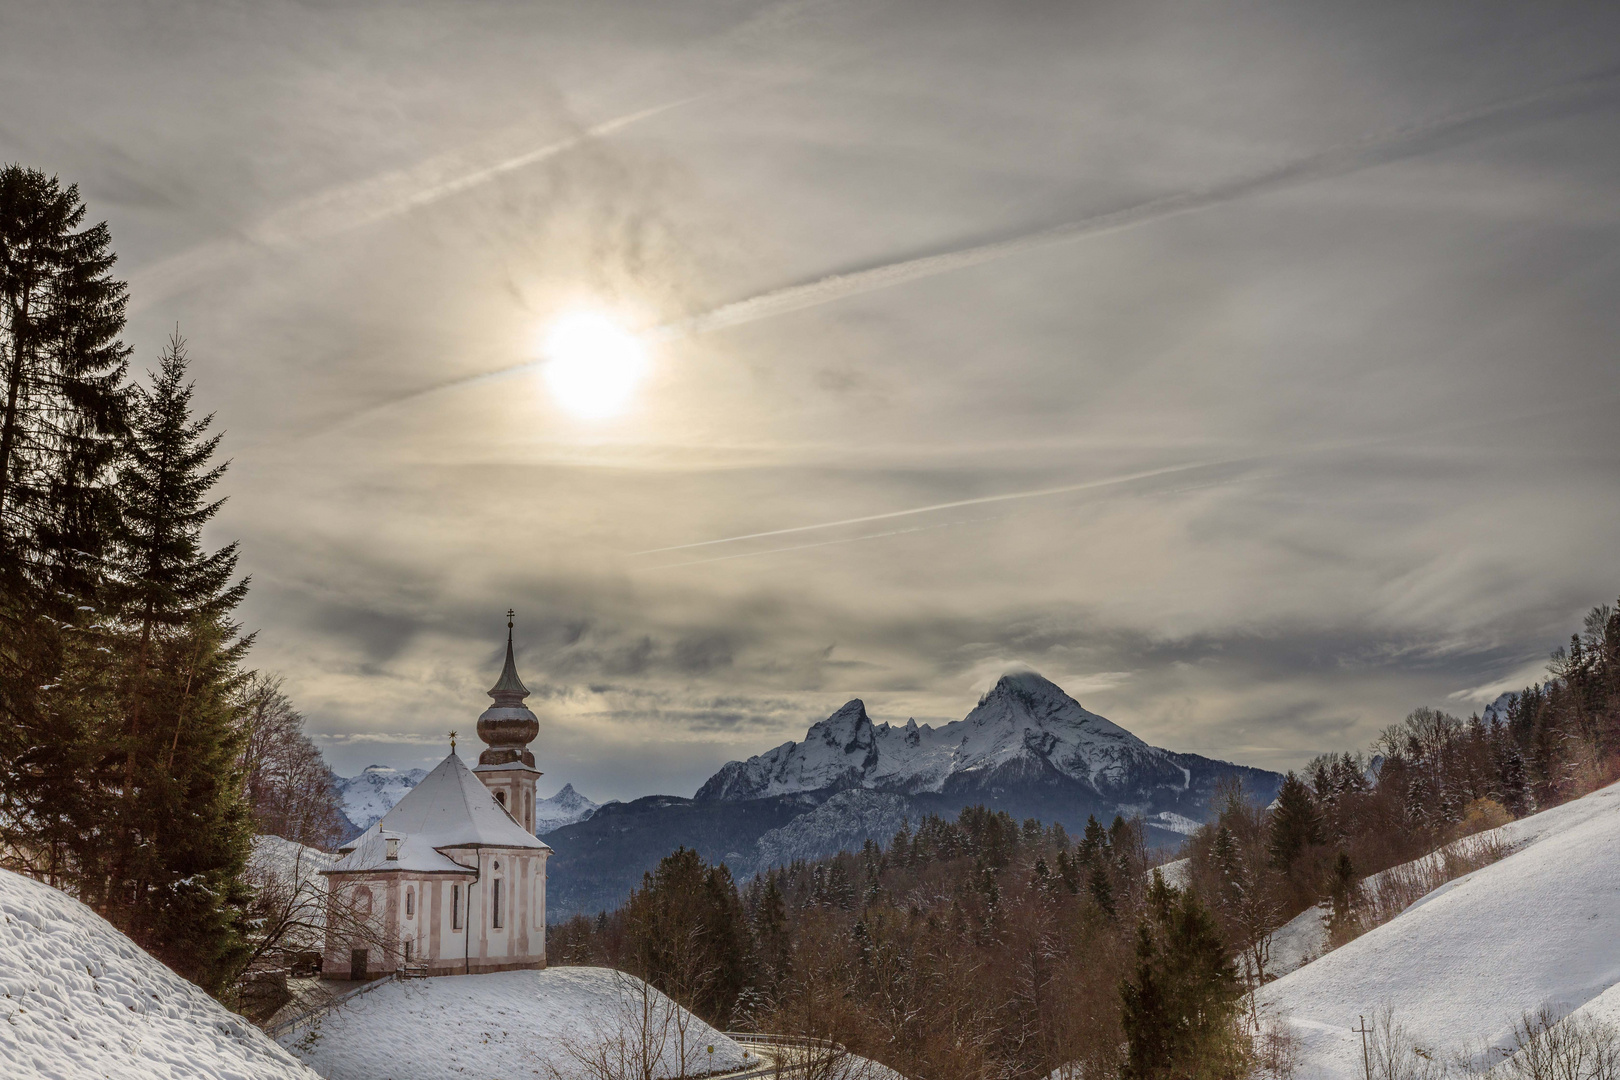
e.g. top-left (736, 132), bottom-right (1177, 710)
top-left (538, 310), bottom-right (650, 419)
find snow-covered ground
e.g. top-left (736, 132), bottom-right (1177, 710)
top-left (534, 783), bottom-right (600, 834)
top-left (1259, 779), bottom-right (1620, 1078)
top-left (250, 834), bottom-right (336, 885)
top-left (0, 868), bottom-right (317, 1080)
top-left (276, 966), bottom-right (750, 1080)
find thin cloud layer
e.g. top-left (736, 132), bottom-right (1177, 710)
top-left (4, 0), bottom-right (1617, 799)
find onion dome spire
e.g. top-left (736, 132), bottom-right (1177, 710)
top-left (488, 608), bottom-right (530, 706)
top-left (477, 609), bottom-right (539, 768)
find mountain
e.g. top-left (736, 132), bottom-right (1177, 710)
top-left (697, 672), bottom-right (1248, 812)
top-left (336, 764), bottom-right (429, 833)
top-left (534, 783), bottom-right (600, 833)
top-left (544, 672), bottom-right (1283, 918)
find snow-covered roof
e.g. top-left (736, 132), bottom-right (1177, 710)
top-left (330, 752), bottom-right (550, 874)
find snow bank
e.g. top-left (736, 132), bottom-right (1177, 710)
top-left (1259, 780), bottom-right (1620, 1078)
top-left (250, 835), bottom-right (334, 899)
top-left (0, 868), bottom-right (317, 1080)
top-left (276, 966), bottom-right (750, 1080)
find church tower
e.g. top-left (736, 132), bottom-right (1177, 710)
top-left (474, 610), bottom-right (542, 835)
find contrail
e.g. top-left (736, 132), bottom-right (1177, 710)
top-left (632, 457), bottom-right (1249, 555)
top-left (642, 518), bottom-right (989, 570)
top-left (666, 65), bottom-right (1620, 336)
top-left (339, 62), bottom-right (1620, 422)
top-left (128, 98), bottom-right (698, 311)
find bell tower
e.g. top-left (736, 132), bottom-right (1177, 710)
top-left (473, 610), bottom-right (542, 835)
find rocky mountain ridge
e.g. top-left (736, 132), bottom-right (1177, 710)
top-left (544, 672), bottom-right (1283, 916)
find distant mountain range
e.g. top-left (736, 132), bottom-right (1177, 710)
top-left (543, 672), bottom-right (1284, 918)
top-left (333, 766), bottom-right (599, 840)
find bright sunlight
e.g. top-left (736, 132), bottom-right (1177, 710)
top-left (539, 310), bottom-right (650, 419)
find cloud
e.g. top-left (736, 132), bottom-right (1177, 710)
top-left (126, 97), bottom-right (698, 312)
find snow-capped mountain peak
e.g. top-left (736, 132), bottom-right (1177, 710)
top-left (338, 764), bottom-right (429, 832)
top-left (534, 783), bottom-right (600, 834)
top-left (695, 670), bottom-right (1190, 803)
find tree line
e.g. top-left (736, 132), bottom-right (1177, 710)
top-left (550, 598), bottom-right (1620, 1080)
top-left (0, 165), bottom-right (343, 1000)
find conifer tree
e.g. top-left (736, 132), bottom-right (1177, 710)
top-left (1120, 872), bottom-right (1244, 1080)
top-left (0, 166), bottom-right (132, 876)
top-left (101, 333), bottom-right (252, 994)
top-left (1268, 772), bottom-right (1323, 871)
top-left (1326, 850), bottom-right (1358, 942)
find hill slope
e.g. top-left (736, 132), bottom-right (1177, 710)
top-left (275, 966), bottom-right (749, 1080)
top-left (1259, 779), bottom-right (1620, 1077)
top-left (0, 868), bottom-right (317, 1080)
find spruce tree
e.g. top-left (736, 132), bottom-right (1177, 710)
top-left (0, 165), bottom-right (132, 878)
top-left (1120, 871), bottom-right (1244, 1080)
top-left (102, 333), bottom-right (252, 994)
top-left (1267, 772), bottom-right (1323, 871)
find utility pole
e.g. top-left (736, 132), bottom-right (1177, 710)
top-left (1354, 1015), bottom-right (1373, 1080)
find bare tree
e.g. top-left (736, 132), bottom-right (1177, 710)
top-left (1498, 1007), bottom-right (1620, 1080)
top-left (237, 673), bottom-right (346, 849)
top-left (1366, 1007), bottom-right (1449, 1080)
top-left (545, 970), bottom-right (731, 1080)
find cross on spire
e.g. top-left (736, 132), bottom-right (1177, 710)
top-left (488, 607), bottom-right (530, 704)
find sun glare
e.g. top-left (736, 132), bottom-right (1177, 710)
top-left (539, 310), bottom-right (650, 419)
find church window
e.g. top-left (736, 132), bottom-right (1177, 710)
top-left (452, 884), bottom-right (462, 930)
top-left (496, 790), bottom-right (507, 808)
top-left (525, 790), bottom-right (532, 831)
top-left (492, 879), bottom-right (503, 928)
top-left (406, 888), bottom-right (414, 917)
top-left (404, 939), bottom-right (412, 962)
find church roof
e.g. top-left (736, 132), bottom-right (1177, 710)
top-left (329, 751), bottom-right (550, 874)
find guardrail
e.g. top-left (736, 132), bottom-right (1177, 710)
top-left (725, 1032), bottom-right (848, 1053)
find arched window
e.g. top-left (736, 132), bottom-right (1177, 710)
top-left (492, 878), bottom-right (504, 929)
top-left (405, 887), bottom-right (414, 917)
top-left (525, 790), bottom-right (532, 831)
top-left (495, 790), bottom-right (507, 808)
top-left (452, 883), bottom-right (462, 930)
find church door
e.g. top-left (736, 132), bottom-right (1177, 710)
top-left (350, 949), bottom-right (368, 981)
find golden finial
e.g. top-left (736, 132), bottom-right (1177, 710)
top-left (449, 729), bottom-right (458, 752)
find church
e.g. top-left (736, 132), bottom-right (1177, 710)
top-left (321, 617), bottom-right (551, 979)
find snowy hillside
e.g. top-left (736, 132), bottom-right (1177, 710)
top-left (535, 783), bottom-right (600, 834)
top-left (697, 672), bottom-right (1272, 807)
top-left (247, 835), bottom-right (335, 951)
top-left (0, 868), bottom-right (318, 1080)
top-left (1259, 779), bottom-right (1620, 1078)
top-left (336, 764), bottom-right (428, 831)
top-left (276, 966), bottom-right (750, 1080)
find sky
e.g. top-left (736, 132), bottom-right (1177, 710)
top-left (3, 0), bottom-right (1618, 802)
